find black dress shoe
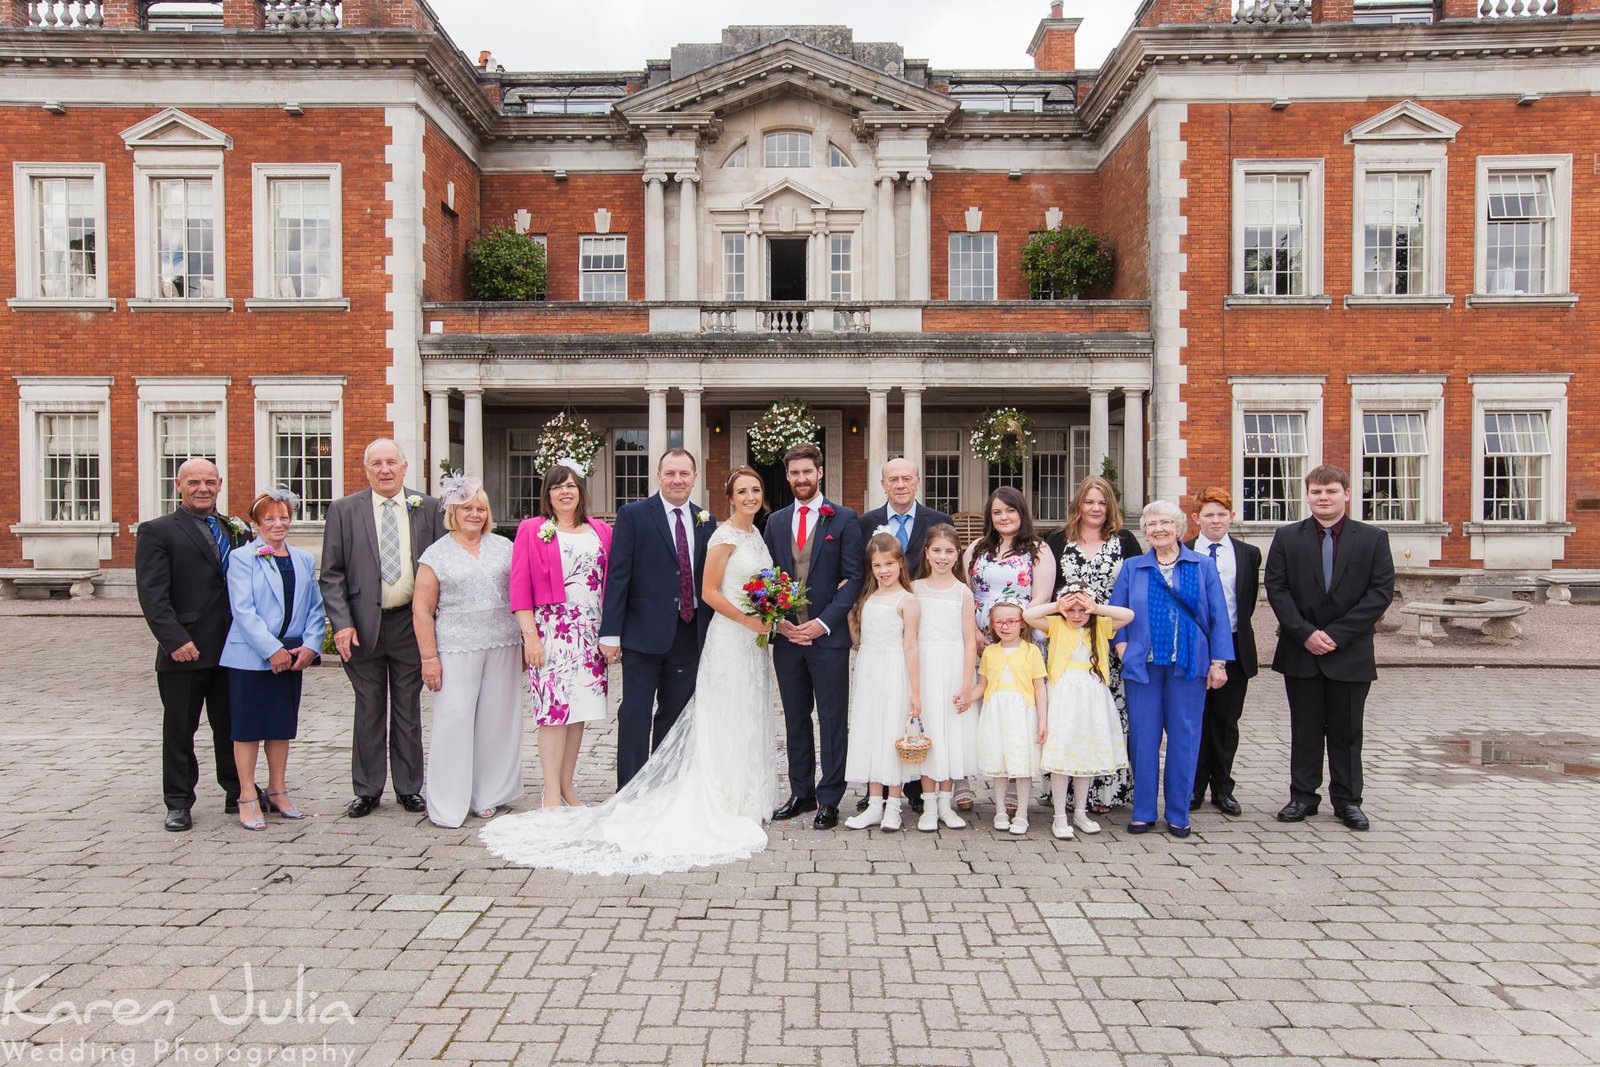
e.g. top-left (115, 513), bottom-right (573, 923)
top-left (905, 781), bottom-right (925, 815)
top-left (773, 796), bottom-right (818, 821)
top-left (1212, 794), bottom-right (1243, 817)
top-left (812, 804), bottom-right (839, 830)
top-left (1275, 800), bottom-right (1319, 822)
top-left (1189, 793), bottom-right (1204, 812)
top-left (1168, 824), bottom-right (1191, 838)
top-left (397, 793), bottom-right (426, 813)
top-left (854, 793), bottom-right (870, 813)
top-left (346, 795), bottom-right (380, 818)
top-left (164, 808), bottom-right (192, 832)
top-left (1335, 805), bottom-right (1370, 831)
top-left (1126, 820), bottom-right (1153, 834)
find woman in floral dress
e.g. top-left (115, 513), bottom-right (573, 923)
top-left (510, 461), bottom-right (613, 808)
top-left (1045, 475), bottom-right (1143, 813)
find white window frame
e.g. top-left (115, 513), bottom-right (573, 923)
top-left (134, 377), bottom-right (230, 526)
top-left (762, 130), bottom-right (811, 169)
top-left (248, 163), bottom-right (346, 310)
top-left (10, 163), bottom-right (112, 310)
top-left (578, 235), bottom-right (627, 301)
top-left (1230, 376), bottom-right (1325, 530)
top-left (1229, 159), bottom-right (1326, 304)
top-left (15, 377), bottom-right (113, 528)
top-left (828, 232), bottom-right (853, 302)
top-left (1471, 155), bottom-right (1575, 306)
top-left (252, 376), bottom-right (345, 529)
top-left (947, 232), bottom-right (997, 301)
top-left (1468, 374), bottom-right (1568, 528)
top-left (722, 232), bottom-right (746, 301)
top-left (1348, 375), bottom-right (1444, 527)
top-left (130, 158), bottom-right (229, 309)
top-left (1348, 153), bottom-right (1449, 303)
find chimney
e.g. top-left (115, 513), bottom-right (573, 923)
top-left (1028, 3), bottom-right (1081, 72)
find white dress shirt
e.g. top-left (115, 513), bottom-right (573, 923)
top-left (791, 496), bottom-right (828, 545)
top-left (1198, 534), bottom-right (1238, 632)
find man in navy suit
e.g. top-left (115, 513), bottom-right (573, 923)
top-left (1185, 487), bottom-right (1261, 818)
top-left (600, 448), bottom-right (717, 788)
top-left (855, 456), bottom-right (953, 813)
top-left (766, 443), bottom-right (863, 830)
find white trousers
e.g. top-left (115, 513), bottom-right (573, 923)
top-left (426, 644), bottom-right (525, 828)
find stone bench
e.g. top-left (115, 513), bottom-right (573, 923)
top-left (1537, 570), bottom-right (1600, 607)
top-left (0, 568), bottom-right (101, 600)
top-left (1398, 594), bottom-right (1528, 647)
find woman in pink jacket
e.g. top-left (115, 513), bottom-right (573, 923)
top-left (510, 460), bottom-right (614, 808)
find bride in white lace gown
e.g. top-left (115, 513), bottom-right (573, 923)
top-left (481, 468), bottom-right (777, 875)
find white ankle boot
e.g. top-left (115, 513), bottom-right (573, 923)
top-left (881, 797), bottom-right (903, 831)
top-left (917, 798), bottom-right (940, 832)
top-left (845, 798), bottom-right (884, 830)
top-left (937, 791), bottom-right (967, 829)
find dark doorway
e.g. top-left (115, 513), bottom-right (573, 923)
top-left (768, 238), bottom-right (808, 301)
top-left (749, 426), bottom-right (828, 531)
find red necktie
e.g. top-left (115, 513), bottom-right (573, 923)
top-left (796, 505), bottom-right (809, 552)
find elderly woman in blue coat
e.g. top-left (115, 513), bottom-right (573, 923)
top-left (1109, 499), bottom-right (1233, 837)
top-left (219, 489), bottom-right (326, 831)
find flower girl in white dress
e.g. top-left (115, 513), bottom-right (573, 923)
top-left (843, 534), bottom-right (922, 832)
top-left (911, 524), bottom-right (978, 832)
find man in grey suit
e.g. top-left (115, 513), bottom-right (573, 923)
top-left (319, 438), bottom-right (445, 818)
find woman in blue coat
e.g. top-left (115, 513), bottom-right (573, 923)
top-left (219, 489), bottom-right (326, 830)
top-left (1109, 499), bottom-right (1233, 837)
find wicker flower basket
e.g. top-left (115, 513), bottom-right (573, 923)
top-left (895, 718), bottom-right (932, 765)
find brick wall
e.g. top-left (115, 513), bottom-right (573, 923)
top-left (928, 171), bottom-right (1106, 300)
top-left (423, 305), bottom-right (650, 334)
top-left (1177, 98), bottom-right (1600, 564)
top-left (480, 173), bottom-right (645, 302)
top-left (0, 106), bottom-right (397, 568)
top-left (1100, 121), bottom-right (1151, 300)
top-left (422, 121), bottom-right (480, 303)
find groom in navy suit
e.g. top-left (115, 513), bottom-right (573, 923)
top-left (600, 449), bottom-right (718, 788)
top-left (766, 443), bottom-right (864, 830)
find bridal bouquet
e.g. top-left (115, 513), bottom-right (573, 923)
top-left (740, 568), bottom-right (809, 649)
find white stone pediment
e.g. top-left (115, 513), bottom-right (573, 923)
top-left (120, 108), bottom-right (234, 150)
top-left (1345, 101), bottom-right (1460, 145)
top-left (741, 178), bottom-right (833, 211)
top-left (617, 38), bottom-right (957, 126)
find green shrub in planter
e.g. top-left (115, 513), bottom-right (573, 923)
top-left (466, 226), bottom-right (547, 301)
top-left (1022, 225), bottom-right (1114, 299)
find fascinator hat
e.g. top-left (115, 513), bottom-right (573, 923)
top-left (248, 486), bottom-right (301, 520)
top-left (554, 457), bottom-right (586, 477)
top-left (439, 471), bottom-right (484, 509)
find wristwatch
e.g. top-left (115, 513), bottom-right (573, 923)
top-left (1210, 660), bottom-right (1226, 669)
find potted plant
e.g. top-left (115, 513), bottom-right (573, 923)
top-left (466, 226), bottom-right (547, 301)
top-left (1022, 225), bottom-right (1114, 300)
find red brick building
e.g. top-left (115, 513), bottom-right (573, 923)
top-left (1, 0), bottom-right (1595, 595)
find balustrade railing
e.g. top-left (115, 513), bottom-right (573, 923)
top-left (760, 307), bottom-right (811, 334)
top-left (700, 308), bottom-right (737, 333)
top-left (689, 304), bottom-right (876, 335)
top-left (263, 0), bottom-right (341, 29)
top-left (27, 1), bottom-right (103, 28)
top-left (1233, 0), bottom-right (1310, 24)
top-left (832, 308), bottom-right (871, 334)
top-left (1477, 0), bottom-right (1559, 16)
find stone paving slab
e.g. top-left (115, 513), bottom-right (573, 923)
top-left (1, 615), bottom-right (1598, 1066)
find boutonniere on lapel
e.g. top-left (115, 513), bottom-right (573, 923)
top-left (405, 495), bottom-right (424, 512)
top-left (695, 509), bottom-right (712, 525)
top-left (817, 504), bottom-right (835, 520)
top-left (222, 515), bottom-right (250, 541)
top-left (255, 544), bottom-right (275, 558)
top-left (538, 523), bottom-right (557, 543)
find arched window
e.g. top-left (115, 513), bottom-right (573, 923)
top-left (828, 143), bottom-right (853, 168)
top-left (721, 142), bottom-right (747, 169)
top-left (763, 131), bottom-right (811, 168)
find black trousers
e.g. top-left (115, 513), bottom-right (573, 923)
top-left (773, 642), bottom-right (850, 808)
top-left (158, 667), bottom-right (241, 810)
top-left (616, 617), bottom-right (699, 789)
top-left (1283, 673), bottom-right (1371, 809)
top-left (1194, 658), bottom-right (1249, 799)
top-left (343, 607), bottom-right (425, 798)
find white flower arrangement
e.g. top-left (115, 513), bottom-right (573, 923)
top-left (970, 407), bottom-right (1034, 471)
top-left (696, 509), bottom-right (713, 524)
top-left (533, 413), bottom-right (604, 477)
top-left (405, 495), bottom-right (424, 512)
top-left (748, 400), bottom-right (820, 466)
top-left (222, 515), bottom-right (250, 539)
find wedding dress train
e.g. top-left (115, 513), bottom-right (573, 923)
top-left (480, 523), bottom-right (776, 875)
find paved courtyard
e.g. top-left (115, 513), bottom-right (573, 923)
top-left (2, 613), bottom-right (1598, 1067)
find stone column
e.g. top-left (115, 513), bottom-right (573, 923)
top-left (428, 389), bottom-right (451, 493)
top-left (875, 173), bottom-right (897, 301)
top-left (681, 386), bottom-right (704, 506)
top-left (903, 388), bottom-right (924, 479)
top-left (867, 388), bottom-right (890, 509)
top-left (1088, 387), bottom-right (1111, 480)
top-left (746, 213), bottom-right (764, 301)
top-left (644, 174), bottom-right (667, 301)
top-left (462, 389), bottom-right (484, 478)
top-left (647, 387), bottom-right (668, 492)
top-left (908, 172), bottom-right (931, 302)
top-left (810, 213), bottom-right (829, 302)
top-left (1123, 388), bottom-right (1145, 513)
top-left (676, 175), bottom-right (699, 301)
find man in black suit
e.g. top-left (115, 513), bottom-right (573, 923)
top-left (856, 456), bottom-right (953, 813)
top-left (1186, 487), bottom-right (1261, 817)
top-left (135, 458), bottom-right (248, 831)
top-left (1264, 465), bottom-right (1394, 831)
top-left (766, 444), bottom-right (864, 830)
top-left (599, 448), bottom-right (717, 788)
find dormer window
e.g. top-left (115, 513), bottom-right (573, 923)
top-left (828, 143), bottom-right (853, 168)
top-left (763, 131), bottom-right (811, 168)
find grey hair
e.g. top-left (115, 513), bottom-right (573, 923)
top-left (363, 438), bottom-right (407, 466)
top-left (1139, 499), bottom-right (1188, 539)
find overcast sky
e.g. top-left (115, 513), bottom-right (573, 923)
top-left (426, 0), bottom-right (1144, 73)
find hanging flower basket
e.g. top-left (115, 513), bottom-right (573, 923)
top-left (971, 407), bottom-right (1034, 471)
top-left (749, 400), bottom-right (821, 466)
top-left (533, 413), bottom-right (605, 477)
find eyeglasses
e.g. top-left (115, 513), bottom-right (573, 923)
top-left (1143, 519), bottom-right (1178, 529)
